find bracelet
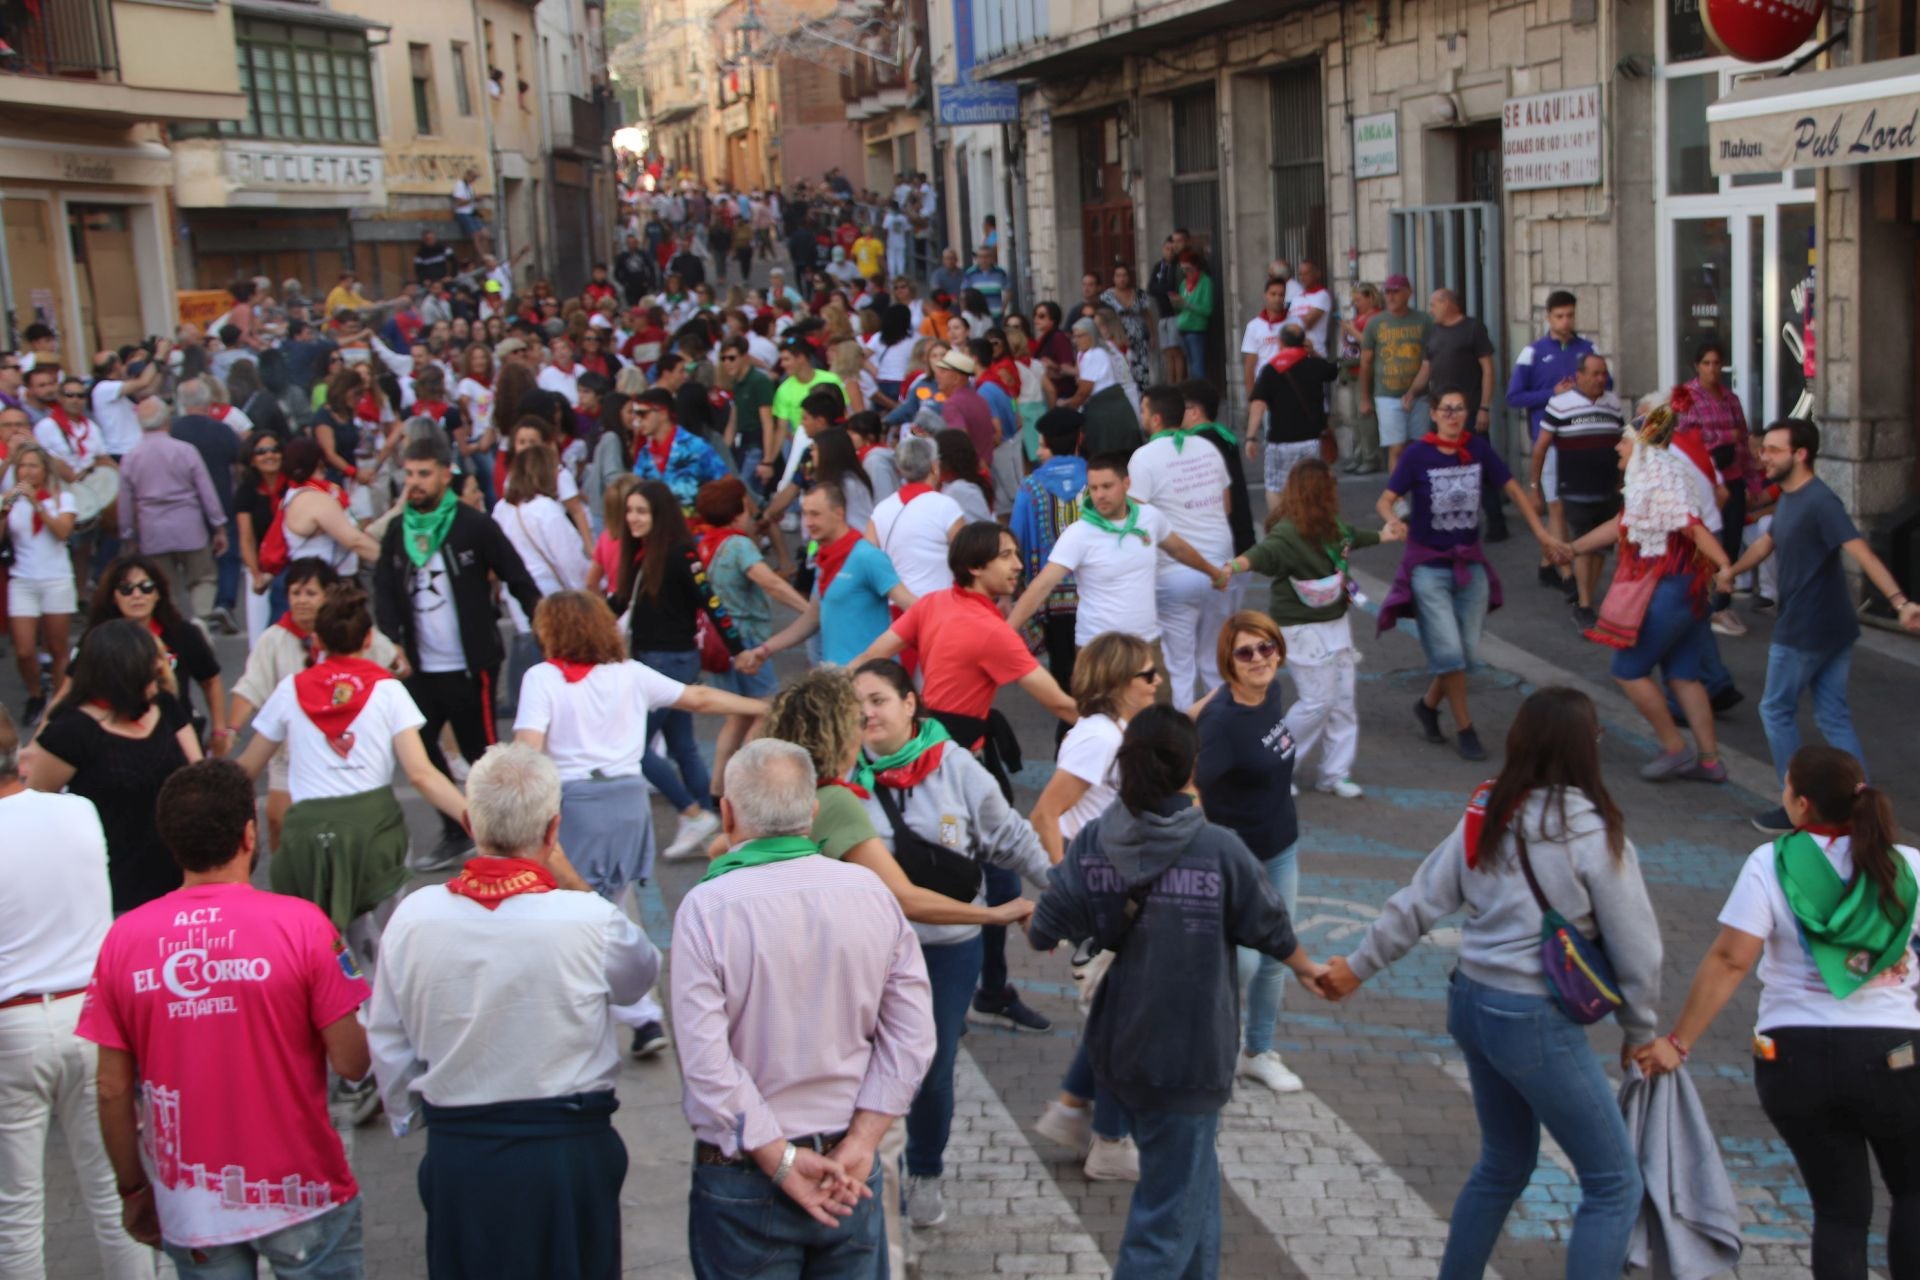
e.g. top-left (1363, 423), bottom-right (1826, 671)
top-left (1665, 1032), bottom-right (1690, 1062)
top-left (210, 727), bottom-right (235, 739)
top-left (117, 1181), bottom-right (149, 1198)
top-left (1893, 593), bottom-right (1912, 608)
top-left (769, 1141), bottom-right (798, 1186)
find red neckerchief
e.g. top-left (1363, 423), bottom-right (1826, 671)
top-left (896, 482), bottom-right (934, 505)
top-left (1267, 346), bottom-right (1310, 376)
top-left (47, 404), bottom-right (90, 460)
top-left (28, 489), bottom-right (50, 535)
top-left (647, 428), bottom-right (674, 475)
top-left (274, 612), bottom-right (319, 667)
top-left (353, 393), bottom-right (381, 424)
top-left (874, 740), bottom-right (946, 790)
top-left (821, 777), bottom-right (871, 800)
top-left (856, 443), bottom-right (879, 462)
top-left (1800, 821), bottom-right (1852, 839)
top-left (143, 617), bottom-right (177, 669)
top-left (1259, 308), bottom-right (1287, 326)
top-left (696, 526), bottom-right (744, 568)
top-left (413, 399), bottom-right (449, 420)
top-left (258, 474), bottom-right (289, 502)
top-left (208, 404), bottom-right (233, 422)
top-left (292, 655), bottom-right (392, 757)
top-left (546, 658), bottom-right (598, 683)
top-left (1461, 780), bottom-right (1524, 870)
top-left (293, 475), bottom-right (349, 508)
top-left (813, 529), bottom-right (864, 597)
top-left (1420, 430), bottom-right (1471, 458)
top-left (466, 371), bottom-right (492, 389)
top-left (445, 856), bottom-right (558, 910)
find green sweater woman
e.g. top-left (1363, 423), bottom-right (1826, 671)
top-left (1175, 253), bottom-right (1215, 378)
top-left (1224, 457), bottom-right (1404, 798)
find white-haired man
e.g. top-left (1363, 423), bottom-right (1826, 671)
top-left (367, 743), bottom-right (659, 1280)
top-left (864, 434), bottom-right (964, 599)
top-left (672, 739), bottom-right (934, 1277)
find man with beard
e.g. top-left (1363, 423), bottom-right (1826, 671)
top-left (372, 435), bottom-right (542, 871)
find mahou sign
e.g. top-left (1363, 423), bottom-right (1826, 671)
top-left (1703, 0), bottom-right (1823, 62)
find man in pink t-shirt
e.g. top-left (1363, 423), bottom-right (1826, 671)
top-left (77, 760), bottom-right (371, 1277)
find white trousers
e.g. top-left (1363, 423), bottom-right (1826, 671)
top-left (1157, 567), bottom-right (1236, 711)
top-left (0, 996), bottom-right (154, 1280)
top-left (1283, 650), bottom-right (1361, 786)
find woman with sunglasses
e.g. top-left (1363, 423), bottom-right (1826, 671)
top-left (87, 555), bottom-right (228, 752)
top-left (1189, 611), bottom-right (1308, 1095)
top-left (1323, 687), bottom-right (1660, 1280)
top-left (27, 619), bottom-right (201, 913)
top-left (1375, 385), bottom-right (1566, 762)
top-left (234, 427), bottom-right (289, 644)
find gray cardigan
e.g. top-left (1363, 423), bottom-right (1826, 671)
top-left (1347, 788), bottom-right (1663, 1040)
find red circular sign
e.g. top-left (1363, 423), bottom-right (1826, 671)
top-left (1703, 0), bottom-right (1825, 62)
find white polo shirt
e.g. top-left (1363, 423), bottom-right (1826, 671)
top-left (0, 789), bottom-right (111, 1004)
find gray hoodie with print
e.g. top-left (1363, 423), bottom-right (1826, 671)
top-left (1347, 787), bottom-right (1663, 1040)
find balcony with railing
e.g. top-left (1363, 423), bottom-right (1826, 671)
top-left (972, 0), bottom-right (1276, 80)
top-left (550, 89), bottom-right (619, 156)
top-left (0, 0), bottom-right (244, 124)
top-left (2, 0), bottom-right (119, 81)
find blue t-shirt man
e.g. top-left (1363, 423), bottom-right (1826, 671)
top-left (1771, 477), bottom-right (1861, 657)
top-left (818, 538), bottom-right (901, 666)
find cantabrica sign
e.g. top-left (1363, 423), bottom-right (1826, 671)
top-left (1501, 87), bottom-right (1603, 190)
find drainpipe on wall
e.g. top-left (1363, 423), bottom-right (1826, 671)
top-left (0, 199), bottom-right (16, 349)
top-left (472, 5), bottom-right (507, 267)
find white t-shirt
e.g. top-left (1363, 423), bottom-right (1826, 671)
top-left (409, 550), bottom-right (467, 673)
top-left (746, 332), bottom-right (780, 370)
top-left (493, 496), bottom-right (590, 631)
top-left (870, 489), bottom-right (964, 598)
top-left (874, 338), bottom-right (916, 383)
top-left (1240, 312), bottom-right (1289, 369)
top-left (883, 210), bottom-right (912, 248)
top-left (6, 489), bottom-right (74, 580)
top-left (536, 363), bottom-right (582, 407)
top-left (452, 178), bottom-right (477, 214)
top-left (252, 676), bottom-right (427, 803)
top-left (1287, 288), bottom-right (1334, 358)
top-left (1055, 714), bottom-right (1124, 843)
top-left (1719, 835), bottom-right (1920, 1033)
top-left (33, 415), bottom-right (107, 474)
top-left (455, 377), bottom-right (494, 435)
top-left (0, 790), bottom-right (111, 1003)
top-left (1126, 434), bottom-right (1233, 571)
top-left (90, 380), bottom-right (142, 456)
top-left (513, 660), bottom-right (688, 782)
top-left (1076, 346), bottom-right (1117, 394)
top-left (1048, 504), bottom-right (1171, 646)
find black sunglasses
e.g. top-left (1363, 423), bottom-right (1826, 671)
top-left (116, 580), bottom-right (159, 597)
top-left (1232, 640), bottom-right (1280, 664)
top-left (1134, 666), bottom-right (1161, 684)
top-left (253, 445), bottom-right (282, 456)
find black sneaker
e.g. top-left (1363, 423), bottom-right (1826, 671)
top-left (968, 986), bottom-right (1051, 1032)
top-left (1455, 726), bottom-right (1488, 761)
top-left (1753, 596), bottom-right (1776, 613)
top-left (21, 694), bottom-right (44, 728)
top-left (1537, 565), bottom-right (1561, 589)
top-left (1710, 686), bottom-right (1745, 715)
top-left (1751, 806), bottom-right (1793, 835)
top-left (632, 1021), bottom-right (670, 1059)
top-left (410, 833), bottom-right (474, 874)
top-left (1413, 700), bottom-right (1447, 744)
top-left (1484, 526), bottom-right (1511, 543)
top-left (1571, 604), bottom-right (1598, 631)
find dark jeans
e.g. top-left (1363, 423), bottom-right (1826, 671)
top-left (1062, 1040), bottom-right (1128, 1141)
top-left (905, 934), bottom-right (982, 1178)
top-left (688, 1161), bottom-right (885, 1280)
top-left (406, 666), bottom-right (499, 840)
top-left (1043, 613), bottom-right (1077, 748)
top-left (215, 529), bottom-right (241, 611)
top-left (1718, 482), bottom-right (1747, 564)
top-left (977, 864), bottom-right (1023, 996)
top-left (1477, 425), bottom-right (1509, 537)
top-left (638, 648), bottom-right (716, 813)
top-left (1754, 1025), bottom-right (1920, 1279)
top-left (1113, 1107), bottom-right (1221, 1279)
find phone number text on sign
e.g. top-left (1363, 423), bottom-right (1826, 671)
top-left (1502, 86), bottom-right (1604, 191)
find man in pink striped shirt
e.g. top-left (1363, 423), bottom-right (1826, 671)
top-left (671, 738), bottom-right (935, 1277)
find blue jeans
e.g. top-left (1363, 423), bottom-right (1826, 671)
top-left (638, 648), bottom-right (716, 813)
top-left (905, 934), bottom-right (982, 1179)
top-left (1113, 1108), bottom-right (1221, 1279)
top-left (1179, 331), bottom-right (1207, 379)
top-left (1760, 641), bottom-right (1865, 782)
top-left (1608, 574), bottom-right (1711, 683)
top-left (1410, 561), bottom-right (1490, 676)
top-left (165, 1197), bottom-right (362, 1280)
top-left (1440, 974), bottom-right (1641, 1280)
top-left (689, 1161), bottom-right (885, 1280)
top-left (502, 630), bottom-right (542, 718)
top-left (1235, 843), bottom-right (1299, 1055)
top-left (215, 530), bottom-right (241, 610)
top-left (1061, 1039), bottom-right (1128, 1141)
top-left (976, 863), bottom-right (1023, 997)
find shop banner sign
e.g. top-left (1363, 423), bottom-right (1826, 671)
top-left (1710, 92), bottom-right (1920, 174)
top-left (940, 0), bottom-right (1020, 125)
top-left (1502, 86), bottom-right (1604, 190)
top-left (1353, 112), bottom-right (1399, 179)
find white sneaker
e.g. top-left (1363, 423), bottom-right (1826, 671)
top-left (661, 810), bottom-right (720, 861)
top-left (1082, 1135), bottom-right (1140, 1182)
top-left (1034, 1100), bottom-right (1093, 1155)
top-left (903, 1174), bottom-right (946, 1228)
top-left (1236, 1050), bottom-right (1304, 1093)
top-left (1710, 609), bottom-right (1748, 637)
top-left (1290, 783), bottom-right (1299, 797)
top-left (1315, 777), bottom-right (1364, 799)
top-left (447, 755), bottom-right (470, 784)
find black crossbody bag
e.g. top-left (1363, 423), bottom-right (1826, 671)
top-left (872, 781), bottom-right (985, 903)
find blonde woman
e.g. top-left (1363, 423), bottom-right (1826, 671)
top-left (4, 443), bottom-right (77, 715)
top-left (829, 337), bottom-right (871, 414)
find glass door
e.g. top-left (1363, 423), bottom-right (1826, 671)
top-left (1666, 207), bottom-right (1811, 427)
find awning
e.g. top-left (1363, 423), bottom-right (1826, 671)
top-left (230, 0), bottom-right (389, 34)
top-left (1707, 55), bottom-right (1920, 175)
top-left (650, 104), bottom-right (700, 128)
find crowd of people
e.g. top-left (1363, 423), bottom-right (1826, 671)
top-left (0, 166), bottom-right (1918, 1280)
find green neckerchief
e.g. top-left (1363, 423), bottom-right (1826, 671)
top-left (1166, 422), bottom-right (1237, 453)
top-left (1078, 496), bottom-right (1150, 545)
top-left (1322, 521), bottom-right (1354, 574)
top-left (1775, 830), bottom-right (1918, 1000)
top-left (854, 717), bottom-right (951, 791)
top-left (401, 490), bottom-right (459, 568)
top-left (700, 835), bottom-right (823, 883)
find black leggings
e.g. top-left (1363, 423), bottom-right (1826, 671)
top-left (1755, 1025), bottom-right (1920, 1278)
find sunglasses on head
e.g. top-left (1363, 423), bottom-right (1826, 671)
top-left (1232, 639), bottom-right (1279, 664)
top-left (116, 580), bottom-right (159, 597)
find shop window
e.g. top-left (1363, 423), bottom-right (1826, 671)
top-left (1665, 74), bottom-right (1718, 196)
top-left (207, 19), bottom-right (377, 143)
top-left (410, 44), bottom-right (437, 136)
top-left (451, 42), bottom-right (474, 117)
top-left (1268, 64), bottom-right (1327, 268)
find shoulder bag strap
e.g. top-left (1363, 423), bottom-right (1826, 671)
top-left (1509, 826), bottom-right (1556, 917)
top-left (511, 502), bottom-right (567, 586)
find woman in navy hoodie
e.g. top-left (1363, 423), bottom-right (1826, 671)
top-left (1029, 705), bottom-right (1331, 1278)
